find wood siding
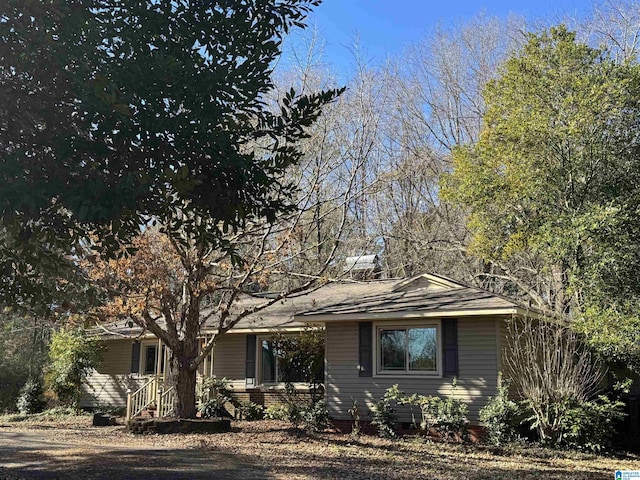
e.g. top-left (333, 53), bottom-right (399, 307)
top-left (325, 318), bottom-right (500, 424)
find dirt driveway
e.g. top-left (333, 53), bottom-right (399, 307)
top-left (1, 418), bottom-right (639, 480)
top-left (0, 424), bottom-right (264, 480)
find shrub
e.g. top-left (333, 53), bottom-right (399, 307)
top-left (274, 384), bottom-right (330, 432)
top-left (197, 377), bottom-right (232, 418)
top-left (301, 399), bottom-right (329, 432)
top-left (521, 394), bottom-right (626, 452)
top-left (479, 374), bottom-right (520, 446)
top-left (505, 318), bottom-right (604, 446)
top-left (238, 400), bottom-right (264, 421)
top-left (370, 384), bottom-right (403, 439)
top-left (434, 388), bottom-right (469, 441)
top-left (46, 329), bottom-right (103, 407)
top-left (269, 328), bottom-right (325, 401)
top-left (400, 394), bottom-right (440, 433)
top-left (16, 377), bottom-right (46, 414)
top-left (400, 381), bottom-right (469, 441)
top-left (264, 404), bottom-right (289, 421)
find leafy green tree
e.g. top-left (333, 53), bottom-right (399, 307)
top-left (442, 26), bottom-right (640, 371)
top-left (1, 0), bottom-right (343, 417)
top-left (0, 0), bottom-right (342, 309)
top-left (46, 328), bottom-right (103, 407)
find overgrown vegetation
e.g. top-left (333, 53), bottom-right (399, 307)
top-left (46, 329), bottom-right (102, 407)
top-left (238, 401), bottom-right (265, 421)
top-left (16, 377), bottom-right (46, 414)
top-left (270, 328), bottom-right (325, 400)
top-left (0, 313), bottom-right (50, 412)
top-left (369, 383), bottom-right (470, 441)
top-left (370, 385), bottom-right (403, 439)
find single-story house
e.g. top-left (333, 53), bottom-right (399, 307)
top-left (83, 273), bottom-right (536, 425)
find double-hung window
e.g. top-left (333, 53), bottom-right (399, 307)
top-left (377, 323), bottom-right (440, 375)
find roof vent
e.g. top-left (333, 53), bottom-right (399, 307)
top-left (344, 254), bottom-right (382, 280)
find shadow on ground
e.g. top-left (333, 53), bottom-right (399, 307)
top-left (0, 431), bottom-right (267, 480)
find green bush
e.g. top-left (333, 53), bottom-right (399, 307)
top-left (264, 404), bottom-right (289, 421)
top-left (557, 395), bottom-right (625, 452)
top-left (301, 399), bottom-right (329, 432)
top-left (275, 384), bottom-right (330, 432)
top-left (434, 390), bottom-right (469, 441)
top-left (46, 328), bottom-right (102, 407)
top-left (479, 374), bottom-right (520, 446)
top-left (238, 400), bottom-right (264, 421)
top-left (370, 384), bottom-right (403, 439)
top-left (16, 377), bottom-right (46, 414)
top-left (197, 377), bottom-right (232, 418)
top-left (400, 381), bottom-right (469, 441)
top-left (520, 394), bottom-right (626, 453)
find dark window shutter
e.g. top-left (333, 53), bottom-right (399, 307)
top-left (359, 322), bottom-right (373, 377)
top-left (442, 318), bottom-right (458, 377)
top-left (130, 341), bottom-right (141, 374)
top-left (245, 334), bottom-right (256, 386)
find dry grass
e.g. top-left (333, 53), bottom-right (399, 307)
top-left (0, 417), bottom-right (638, 479)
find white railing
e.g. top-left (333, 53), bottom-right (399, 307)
top-left (158, 386), bottom-right (176, 418)
top-left (126, 377), bottom-right (178, 420)
top-left (126, 377), bottom-right (157, 421)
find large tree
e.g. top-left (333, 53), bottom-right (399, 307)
top-left (0, 0), bottom-right (342, 308)
top-left (1, 0), bottom-right (344, 416)
top-left (442, 26), bottom-right (640, 369)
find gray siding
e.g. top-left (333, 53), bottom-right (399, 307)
top-left (325, 318), bottom-right (500, 424)
top-left (213, 333), bottom-right (246, 390)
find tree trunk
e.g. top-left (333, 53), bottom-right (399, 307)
top-left (168, 342), bottom-right (199, 418)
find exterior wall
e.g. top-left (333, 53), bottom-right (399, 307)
top-left (82, 332), bottom-right (315, 409)
top-left (212, 332), bottom-right (314, 407)
top-left (325, 317), bottom-right (500, 424)
top-left (80, 373), bottom-right (147, 408)
top-left (81, 339), bottom-right (141, 408)
top-left (212, 332), bottom-right (246, 390)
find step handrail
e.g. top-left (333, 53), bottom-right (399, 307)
top-left (126, 377), bottom-right (157, 421)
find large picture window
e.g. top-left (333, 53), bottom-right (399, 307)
top-left (377, 325), bottom-right (439, 374)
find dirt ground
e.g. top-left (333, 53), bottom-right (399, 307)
top-left (0, 417), bottom-right (639, 480)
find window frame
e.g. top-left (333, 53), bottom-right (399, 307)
top-left (374, 320), bottom-right (442, 378)
top-left (257, 336), bottom-right (279, 385)
top-left (139, 341), bottom-right (165, 376)
top-left (255, 335), bottom-right (311, 387)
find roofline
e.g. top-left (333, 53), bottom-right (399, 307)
top-left (93, 325), bottom-right (308, 341)
top-left (296, 306), bottom-right (542, 322)
top-left (203, 326), bottom-right (307, 335)
top-left (391, 273), bottom-right (466, 292)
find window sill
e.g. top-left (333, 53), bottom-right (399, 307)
top-left (373, 371), bottom-right (442, 379)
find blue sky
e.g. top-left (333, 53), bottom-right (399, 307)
top-left (287, 0), bottom-right (592, 76)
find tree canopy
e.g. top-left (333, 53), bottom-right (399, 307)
top-left (0, 0), bottom-right (342, 309)
top-left (442, 25), bottom-right (640, 371)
